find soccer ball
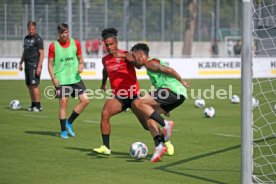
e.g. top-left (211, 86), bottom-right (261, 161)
top-left (9, 100), bottom-right (21, 110)
top-left (252, 97), bottom-right (259, 108)
top-left (194, 98), bottom-right (205, 108)
top-left (273, 104), bottom-right (276, 112)
top-left (204, 107), bottom-right (216, 118)
top-left (231, 95), bottom-right (240, 104)
top-left (130, 142), bottom-right (148, 160)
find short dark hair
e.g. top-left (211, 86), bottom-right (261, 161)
top-left (27, 21), bottom-right (36, 27)
top-left (57, 23), bottom-right (69, 33)
top-left (101, 28), bottom-right (118, 40)
top-left (131, 43), bottom-right (149, 56)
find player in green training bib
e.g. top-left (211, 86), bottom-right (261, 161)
top-left (130, 43), bottom-right (189, 162)
top-left (48, 23), bottom-right (90, 139)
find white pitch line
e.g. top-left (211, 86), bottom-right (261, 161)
top-left (83, 120), bottom-right (100, 124)
top-left (214, 133), bottom-right (240, 138)
top-left (21, 114), bottom-right (49, 118)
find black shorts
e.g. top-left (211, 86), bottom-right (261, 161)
top-left (55, 80), bottom-right (86, 98)
top-left (115, 95), bottom-right (138, 111)
top-left (153, 88), bottom-right (185, 113)
top-left (24, 65), bottom-right (40, 86)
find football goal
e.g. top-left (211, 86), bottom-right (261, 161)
top-left (242, 0), bottom-right (276, 183)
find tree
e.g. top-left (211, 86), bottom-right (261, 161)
top-left (183, 0), bottom-right (197, 56)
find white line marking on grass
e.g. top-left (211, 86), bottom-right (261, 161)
top-left (21, 114), bottom-right (49, 118)
top-left (83, 120), bottom-right (100, 124)
top-left (214, 133), bottom-right (240, 138)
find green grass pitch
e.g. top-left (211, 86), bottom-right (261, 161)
top-left (0, 79), bottom-right (241, 184)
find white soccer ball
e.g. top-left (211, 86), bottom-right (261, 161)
top-left (252, 97), bottom-right (260, 108)
top-left (194, 98), bottom-right (205, 108)
top-left (9, 100), bottom-right (21, 110)
top-left (231, 95), bottom-right (240, 104)
top-left (130, 142), bottom-right (148, 160)
top-left (204, 107), bottom-right (216, 118)
top-left (273, 104), bottom-right (276, 112)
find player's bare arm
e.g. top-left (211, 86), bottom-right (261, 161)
top-left (36, 48), bottom-right (44, 76)
top-left (19, 51), bottom-right (25, 71)
top-left (146, 61), bottom-right (190, 88)
top-left (77, 55), bottom-right (84, 73)
top-left (113, 51), bottom-right (142, 69)
top-left (48, 58), bottom-right (59, 87)
top-left (101, 66), bottom-right (108, 91)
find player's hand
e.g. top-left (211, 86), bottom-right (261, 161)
top-left (100, 85), bottom-right (106, 92)
top-left (19, 63), bottom-right (23, 71)
top-left (182, 80), bottom-right (190, 88)
top-left (52, 78), bottom-right (60, 88)
top-left (36, 66), bottom-right (42, 76)
top-left (78, 63), bottom-right (84, 73)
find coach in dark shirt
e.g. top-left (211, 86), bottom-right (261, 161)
top-left (19, 21), bottom-right (44, 112)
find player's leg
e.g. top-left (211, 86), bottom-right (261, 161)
top-left (131, 99), bottom-right (168, 161)
top-left (93, 98), bottom-right (123, 154)
top-left (66, 93), bottom-right (90, 137)
top-left (25, 68), bottom-right (36, 111)
top-left (28, 84), bottom-right (42, 111)
top-left (66, 81), bottom-right (90, 137)
top-left (27, 85), bottom-right (35, 109)
top-left (131, 100), bottom-right (149, 130)
top-left (59, 97), bottom-right (69, 139)
top-left (73, 93), bottom-right (90, 114)
top-left (132, 94), bottom-right (173, 139)
top-left (27, 65), bottom-right (42, 111)
top-left (144, 119), bottom-right (167, 162)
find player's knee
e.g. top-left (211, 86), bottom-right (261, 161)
top-left (59, 100), bottom-right (67, 108)
top-left (101, 108), bottom-right (111, 119)
top-left (132, 99), bottom-right (143, 110)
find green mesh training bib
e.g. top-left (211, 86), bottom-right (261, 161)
top-left (146, 57), bottom-right (187, 97)
top-left (54, 38), bottom-right (81, 85)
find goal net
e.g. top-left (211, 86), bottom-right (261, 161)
top-left (252, 0), bottom-right (276, 183)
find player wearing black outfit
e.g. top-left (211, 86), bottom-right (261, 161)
top-left (19, 21), bottom-right (44, 112)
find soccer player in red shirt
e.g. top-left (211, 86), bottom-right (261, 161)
top-left (48, 23), bottom-right (90, 139)
top-left (93, 28), bottom-right (142, 154)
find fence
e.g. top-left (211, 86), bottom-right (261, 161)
top-left (0, 0), bottom-right (242, 57)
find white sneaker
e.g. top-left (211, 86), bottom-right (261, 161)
top-left (28, 106), bottom-right (43, 112)
top-left (151, 143), bottom-right (167, 163)
top-left (163, 121), bottom-right (174, 142)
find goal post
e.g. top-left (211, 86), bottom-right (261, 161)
top-left (242, 0), bottom-right (276, 183)
top-left (241, 0), bottom-right (253, 184)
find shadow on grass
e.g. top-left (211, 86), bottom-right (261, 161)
top-left (64, 147), bottom-right (141, 160)
top-left (25, 130), bottom-right (59, 137)
top-left (154, 136), bottom-right (275, 183)
top-left (154, 144), bottom-right (241, 184)
top-left (5, 107), bottom-right (29, 111)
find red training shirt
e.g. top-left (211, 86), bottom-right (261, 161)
top-left (102, 50), bottom-right (139, 97)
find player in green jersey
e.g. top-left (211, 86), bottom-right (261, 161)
top-left (131, 43), bottom-right (189, 162)
top-left (48, 23), bottom-right (90, 139)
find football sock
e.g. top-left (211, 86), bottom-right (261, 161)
top-left (31, 102), bottom-right (35, 108)
top-left (102, 134), bottom-right (110, 149)
top-left (150, 111), bottom-right (166, 127)
top-left (34, 102), bottom-right (41, 109)
top-left (68, 111), bottom-right (79, 124)
top-left (153, 135), bottom-right (163, 147)
top-left (60, 119), bottom-right (66, 131)
top-left (161, 133), bottom-right (165, 143)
